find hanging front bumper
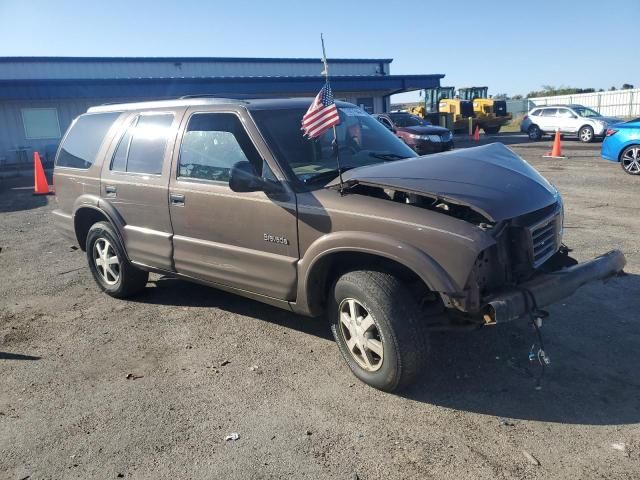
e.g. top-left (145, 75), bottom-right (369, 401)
top-left (482, 249), bottom-right (626, 323)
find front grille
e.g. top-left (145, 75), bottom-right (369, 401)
top-left (527, 213), bottom-right (561, 268)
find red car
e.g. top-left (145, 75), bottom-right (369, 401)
top-left (373, 112), bottom-right (454, 155)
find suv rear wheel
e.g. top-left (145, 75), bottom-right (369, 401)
top-left (329, 270), bottom-right (429, 392)
top-left (578, 125), bottom-right (594, 143)
top-left (86, 221), bottom-right (149, 298)
top-left (528, 124), bottom-right (542, 141)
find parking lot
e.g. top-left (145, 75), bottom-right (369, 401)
top-left (1, 135), bottom-right (639, 479)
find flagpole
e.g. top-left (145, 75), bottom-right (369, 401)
top-left (321, 33), bottom-right (345, 195)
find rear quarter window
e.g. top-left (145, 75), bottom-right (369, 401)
top-left (56, 112), bottom-right (121, 169)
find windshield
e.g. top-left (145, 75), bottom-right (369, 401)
top-left (572, 106), bottom-right (602, 118)
top-left (251, 106), bottom-right (416, 186)
top-left (389, 113), bottom-right (430, 127)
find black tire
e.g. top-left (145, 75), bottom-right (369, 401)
top-left (483, 126), bottom-right (500, 134)
top-left (329, 270), bottom-right (429, 392)
top-left (578, 125), bottom-right (595, 143)
top-left (528, 124), bottom-right (542, 141)
top-left (85, 221), bottom-right (148, 298)
top-left (620, 145), bottom-right (640, 175)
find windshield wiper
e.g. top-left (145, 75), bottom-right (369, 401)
top-left (303, 167), bottom-right (356, 185)
top-left (368, 152), bottom-right (408, 161)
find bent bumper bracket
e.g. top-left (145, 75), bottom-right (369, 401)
top-left (484, 249), bottom-right (626, 323)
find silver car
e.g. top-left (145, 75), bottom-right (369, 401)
top-left (521, 104), bottom-right (622, 143)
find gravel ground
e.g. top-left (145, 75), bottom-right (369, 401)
top-left (1, 134), bottom-right (639, 479)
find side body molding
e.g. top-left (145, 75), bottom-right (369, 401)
top-left (293, 231), bottom-right (460, 317)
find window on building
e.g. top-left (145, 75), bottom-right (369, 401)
top-left (56, 112), bottom-right (121, 169)
top-left (22, 108), bottom-right (61, 139)
top-left (110, 113), bottom-right (174, 175)
top-left (178, 113), bottom-right (262, 182)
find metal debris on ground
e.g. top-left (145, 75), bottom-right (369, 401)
top-left (499, 417), bottom-right (515, 427)
top-left (611, 442), bottom-right (627, 452)
top-left (305, 429), bottom-right (312, 436)
top-left (522, 450), bottom-right (540, 466)
top-left (225, 432), bottom-right (240, 441)
top-left (125, 373), bottom-right (143, 380)
top-left (249, 365), bottom-right (263, 374)
top-left (220, 360), bottom-right (230, 366)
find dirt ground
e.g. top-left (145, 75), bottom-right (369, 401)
top-left (1, 134), bottom-right (639, 480)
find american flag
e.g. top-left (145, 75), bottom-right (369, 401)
top-left (301, 82), bottom-right (340, 139)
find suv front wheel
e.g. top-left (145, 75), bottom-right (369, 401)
top-left (329, 270), bottom-right (429, 392)
top-left (86, 221), bottom-right (149, 298)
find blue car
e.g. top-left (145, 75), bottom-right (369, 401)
top-left (601, 118), bottom-right (640, 175)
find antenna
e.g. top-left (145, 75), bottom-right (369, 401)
top-left (320, 33), bottom-right (345, 195)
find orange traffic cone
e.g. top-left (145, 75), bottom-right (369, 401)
top-left (473, 125), bottom-right (480, 142)
top-left (33, 151), bottom-right (51, 195)
top-left (543, 130), bottom-right (567, 159)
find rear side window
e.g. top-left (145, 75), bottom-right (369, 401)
top-left (541, 108), bottom-right (558, 117)
top-left (56, 112), bottom-right (121, 169)
top-left (530, 109), bottom-right (542, 116)
top-left (178, 113), bottom-right (262, 182)
top-left (111, 113), bottom-right (174, 175)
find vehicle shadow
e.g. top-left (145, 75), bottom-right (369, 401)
top-left (0, 352), bottom-right (41, 360)
top-left (135, 273), bottom-right (639, 426)
top-left (135, 276), bottom-right (333, 341)
top-left (404, 273), bottom-right (640, 426)
top-left (0, 176), bottom-right (50, 213)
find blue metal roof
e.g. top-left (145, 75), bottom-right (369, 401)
top-left (0, 75), bottom-right (443, 100)
top-left (0, 56), bottom-right (393, 64)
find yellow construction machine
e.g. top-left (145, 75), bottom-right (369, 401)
top-left (458, 87), bottom-right (512, 134)
top-left (410, 86), bottom-right (513, 134)
top-left (409, 87), bottom-right (474, 132)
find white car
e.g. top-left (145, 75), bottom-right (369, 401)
top-left (521, 104), bottom-right (622, 143)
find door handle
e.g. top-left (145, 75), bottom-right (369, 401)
top-left (170, 193), bottom-right (185, 206)
top-left (105, 185), bottom-right (117, 195)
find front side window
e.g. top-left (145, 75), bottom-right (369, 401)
top-left (111, 113), bottom-right (173, 174)
top-left (557, 108), bottom-right (575, 118)
top-left (251, 106), bottom-right (416, 187)
top-left (56, 112), bottom-right (121, 169)
top-left (178, 113), bottom-right (262, 182)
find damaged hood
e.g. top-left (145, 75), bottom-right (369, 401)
top-left (331, 143), bottom-right (559, 222)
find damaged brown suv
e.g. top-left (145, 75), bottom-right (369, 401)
top-left (53, 98), bottom-right (626, 391)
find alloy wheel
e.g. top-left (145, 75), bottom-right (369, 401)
top-left (580, 128), bottom-right (593, 142)
top-left (621, 147), bottom-right (640, 174)
top-left (93, 238), bottom-right (120, 285)
top-left (338, 298), bottom-right (384, 372)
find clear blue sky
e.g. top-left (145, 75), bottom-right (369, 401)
top-left (1, 0), bottom-right (637, 102)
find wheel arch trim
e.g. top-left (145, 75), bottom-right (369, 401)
top-left (293, 231), bottom-right (460, 317)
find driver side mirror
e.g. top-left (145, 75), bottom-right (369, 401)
top-left (229, 161), bottom-right (281, 194)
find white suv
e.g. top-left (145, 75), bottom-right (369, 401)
top-left (521, 104), bottom-right (622, 143)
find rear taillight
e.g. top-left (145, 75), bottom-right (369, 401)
top-left (523, 115), bottom-right (529, 121)
top-left (605, 129), bottom-right (618, 137)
